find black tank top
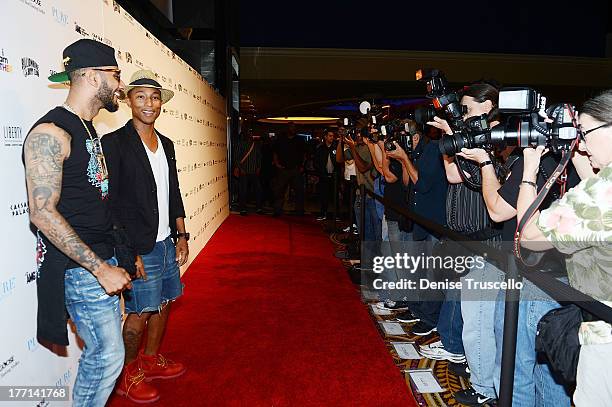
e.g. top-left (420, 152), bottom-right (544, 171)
top-left (29, 107), bottom-right (113, 267)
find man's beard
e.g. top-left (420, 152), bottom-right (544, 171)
top-left (97, 79), bottom-right (119, 112)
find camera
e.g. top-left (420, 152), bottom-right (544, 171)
top-left (380, 119), bottom-right (414, 153)
top-left (415, 68), bottom-right (466, 131)
top-left (439, 87), bottom-right (579, 156)
top-left (439, 114), bottom-right (491, 155)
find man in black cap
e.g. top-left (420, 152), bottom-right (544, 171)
top-left (103, 70), bottom-right (187, 403)
top-left (23, 38), bottom-right (132, 406)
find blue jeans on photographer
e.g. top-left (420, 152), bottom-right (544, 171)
top-left (64, 257), bottom-right (124, 406)
top-left (437, 287), bottom-right (464, 354)
top-left (378, 220), bottom-right (412, 302)
top-left (354, 193), bottom-right (382, 242)
top-left (407, 234), bottom-right (443, 327)
top-left (494, 279), bottom-right (571, 407)
top-left (460, 260), bottom-right (505, 399)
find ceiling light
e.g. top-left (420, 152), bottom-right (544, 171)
top-left (260, 116), bottom-right (340, 124)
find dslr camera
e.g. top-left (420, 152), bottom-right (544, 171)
top-left (413, 69), bottom-right (466, 131)
top-left (439, 87), bottom-right (579, 156)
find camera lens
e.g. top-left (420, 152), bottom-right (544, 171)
top-left (414, 106), bottom-right (436, 125)
top-left (439, 133), bottom-right (468, 156)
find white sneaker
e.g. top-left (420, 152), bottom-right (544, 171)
top-left (374, 300), bottom-right (410, 311)
top-left (418, 340), bottom-right (466, 363)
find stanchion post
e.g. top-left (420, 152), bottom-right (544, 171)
top-left (498, 254), bottom-right (521, 406)
top-left (332, 172), bottom-right (339, 231)
top-left (359, 184), bottom-right (366, 247)
top-left (349, 178), bottom-right (355, 235)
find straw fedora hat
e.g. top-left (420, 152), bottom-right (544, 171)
top-left (125, 69), bottom-right (174, 104)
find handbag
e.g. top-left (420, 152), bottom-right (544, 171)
top-left (535, 304), bottom-right (582, 383)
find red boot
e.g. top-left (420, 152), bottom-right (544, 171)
top-left (139, 352), bottom-right (187, 381)
top-left (115, 360), bottom-right (160, 403)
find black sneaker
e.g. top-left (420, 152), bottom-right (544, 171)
top-left (448, 361), bottom-right (470, 379)
top-left (410, 321), bottom-right (437, 336)
top-left (256, 209), bottom-right (264, 215)
top-left (395, 310), bottom-right (420, 323)
top-left (240, 210), bottom-right (248, 216)
top-left (453, 388), bottom-right (495, 406)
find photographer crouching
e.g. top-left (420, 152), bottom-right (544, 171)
top-left (517, 90), bottom-right (612, 405)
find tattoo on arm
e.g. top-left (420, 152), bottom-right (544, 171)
top-left (24, 129), bottom-right (103, 274)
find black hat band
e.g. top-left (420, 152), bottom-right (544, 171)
top-left (130, 78), bottom-right (162, 88)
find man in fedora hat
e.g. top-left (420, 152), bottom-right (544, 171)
top-left (23, 38), bottom-right (132, 406)
top-left (103, 69), bottom-right (188, 403)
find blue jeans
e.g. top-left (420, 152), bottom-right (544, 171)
top-left (437, 287), bottom-right (464, 354)
top-left (407, 234), bottom-right (442, 326)
top-left (123, 236), bottom-right (183, 314)
top-left (378, 220), bottom-right (412, 301)
top-left (354, 194), bottom-right (381, 242)
top-left (460, 261), bottom-right (504, 399)
top-left (64, 257), bottom-right (124, 407)
top-left (494, 279), bottom-right (571, 407)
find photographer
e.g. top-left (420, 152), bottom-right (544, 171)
top-left (430, 81), bottom-right (580, 405)
top-left (426, 83), bottom-right (507, 405)
top-left (314, 130), bottom-right (339, 220)
top-left (383, 125), bottom-right (448, 334)
top-left (363, 130), bottom-right (413, 307)
top-left (517, 90), bottom-right (612, 406)
top-left (337, 129), bottom-right (381, 241)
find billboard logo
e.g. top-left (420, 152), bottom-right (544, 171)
top-left (19, 0), bottom-right (44, 14)
top-left (10, 202), bottom-right (28, 217)
top-left (0, 355), bottom-right (19, 378)
top-left (0, 277), bottom-right (17, 303)
top-left (21, 57), bottom-right (39, 77)
top-left (26, 337), bottom-right (39, 352)
top-left (75, 23), bottom-right (89, 37)
top-left (3, 125), bottom-right (23, 146)
top-left (26, 269), bottom-right (37, 284)
top-left (52, 6), bottom-right (68, 26)
top-left (0, 49), bottom-right (12, 73)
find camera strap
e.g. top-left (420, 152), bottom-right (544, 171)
top-left (513, 144), bottom-right (575, 266)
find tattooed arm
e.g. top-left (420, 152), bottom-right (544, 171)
top-left (24, 123), bottom-right (132, 295)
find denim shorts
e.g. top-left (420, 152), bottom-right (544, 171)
top-left (123, 236), bottom-right (184, 314)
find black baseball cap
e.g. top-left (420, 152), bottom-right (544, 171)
top-left (48, 39), bottom-right (118, 83)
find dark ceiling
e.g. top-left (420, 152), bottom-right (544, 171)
top-left (238, 1), bottom-right (611, 122)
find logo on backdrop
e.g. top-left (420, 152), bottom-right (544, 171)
top-left (0, 355), bottom-right (20, 378)
top-left (55, 368), bottom-right (73, 387)
top-left (75, 23), bottom-right (89, 37)
top-left (3, 125), bottom-right (23, 146)
top-left (9, 201), bottom-right (28, 217)
top-left (0, 49), bottom-right (12, 73)
top-left (51, 6), bottom-right (68, 26)
top-left (26, 269), bottom-right (37, 284)
top-left (26, 337), bottom-right (40, 352)
top-left (19, 0), bottom-right (45, 14)
top-left (21, 57), bottom-right (39, 77)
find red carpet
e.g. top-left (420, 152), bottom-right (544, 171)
top-left (108, 214), bottom-right (414, 406)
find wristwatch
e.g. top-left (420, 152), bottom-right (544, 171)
top-left (176, 232), bottom-right (190, 241)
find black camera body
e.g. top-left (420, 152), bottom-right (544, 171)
top-left (380, 120), bottom-right (415, 153)
top-left (439, 87), bottom-right (579, 156)
top-left (415, 68), bottom-right (466, 131)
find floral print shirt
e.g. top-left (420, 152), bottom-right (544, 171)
top-left (537, 164), bottom-right (612, 302)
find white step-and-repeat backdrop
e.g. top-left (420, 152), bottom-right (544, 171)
top-left (0, 0), bottom-right (229, 403)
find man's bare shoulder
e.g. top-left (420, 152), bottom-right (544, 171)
top-left (27, 122), bottom-right (71, 143)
